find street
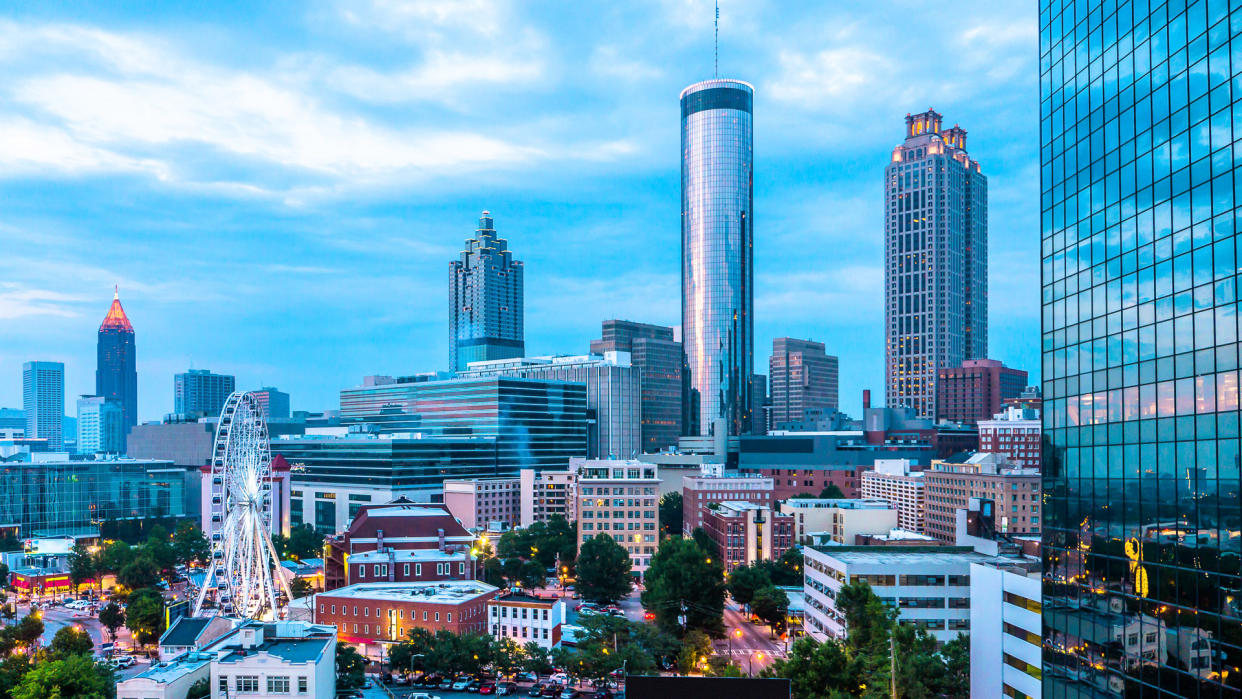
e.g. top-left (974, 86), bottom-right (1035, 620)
top-left (0, 599), bottom-right (152, 680)
top-left (716, 603), bottom-right (785, 675)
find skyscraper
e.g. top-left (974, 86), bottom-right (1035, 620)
top-left (1041, 3), bottom-right (1241, 696)
top-left (22, 361), bottom-right (63, 450)
top-left (174, 369), bottom-right (235, 418)
top-left (76, 395), bottom-right (124, 454)
top-left (251, 387), bottom-right (290, 419)
top-left (769, 337), bottom-right (839, 427)
top-left (449, 211), bottom-right (524, 372)
top-left (97, 288), bottom-right (137, 450)
top-left (884, 110), bottom-right (987, 419)
top-left (591, 320), bottom-right (683, 452)
top-left (680, 78), bottom-right (754, 437)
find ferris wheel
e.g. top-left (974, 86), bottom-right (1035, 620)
top-left (192, 391), bottom-right (292, 620)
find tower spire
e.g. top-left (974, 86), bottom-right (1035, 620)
top-left (714, 0), bottom-right (719, 78)
top-left (114, 284), bottom-right (119, 300)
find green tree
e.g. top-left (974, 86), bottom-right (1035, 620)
top-left (389, 628), bottom-right (434, 674)
top-left (658, 492), bottom-right (683, 538)
top-left (97, 541), bottom-right (135, 576)
top-left (11, 654), bottom-right (113, 699)
top-left (641, 537), bottom-right (726, 637)
top-left (13, 615), bottom-right (43, 651)
top-left (186, 677), bottom-right (211, 699)
top-left (758, 547), bottom-right (803, 586)
top-left (675, 629), bottom-right (713, 675)
top-left (99, 602), bottom-right (125, 642)
top-left (118, 555), bottom-right (160, 590)
top-left (492, 637), bottom-right (524, 678)
top-left (48, 626), bottom-right (94, 660)
top-left (690, 527), bottom-right (718, 559)
top-left (290, 577), bottom-right (313, 599)
top-left (125, 588), bottom-right (166, 646)
top-left (762, 636), bottom-right (854, 698)
top-left (750, 586), bottom-right (790, 636)
top-left (68, 542), bottom-right (97, 594)
top-left (143, 524), bottom-right (179, 577)
top-left (285, 524), bottom-right (326, 560)
top-left (575, 534), bottom-right (633, 604)
top-left (727, 564), bottom-right (770, 609)
top-left (336, 642), bottom-right (367, 689)
top-left (173, 521), bottom-right (211, 566)
top-left (480, 556), bottom-right (506, 588)
top-left (0, 655), bottom-right (33, 699)
top-left (522, 642), bottom-right (555, 675)
top-left (818, 484), bottom-right (846, 499)
top-left (939, 634), bottom-right (970, 697)
top-left (0, 561), bottom-right (8, 587)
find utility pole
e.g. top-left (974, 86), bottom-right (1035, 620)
top-left (890, 633), bottom-right (898, 699)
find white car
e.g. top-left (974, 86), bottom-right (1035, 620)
top-left (109, 656), bottom-right (137, 669)
top-left (451, 678), bottom-right (471, 691)
top-left (409, 694), bottom-right (441, 699)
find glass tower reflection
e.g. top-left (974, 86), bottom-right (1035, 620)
top-left (1041, 1), bottom-right (1242, 695)
top-left (680, 79), bottom-right (754, 437)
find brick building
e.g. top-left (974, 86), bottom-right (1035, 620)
top-left (923, 453), bottom-right (1041, 542)
top-left (313, 581), bottom-right (498, 647)
top-left (977, 405), bottom-right (1042, 470)
top-left (574, 459), bottom-right (659, 579)
top-left (323, 499), bottom-right (477, 591)
top-left (700, 502), bottom-right (794, 571)
top-left (681, 473), bottom-right (774, 535)
top-left (935, 359), bottom-right (1027, 425)
top-left (443, 477), bottom-right (521, 531)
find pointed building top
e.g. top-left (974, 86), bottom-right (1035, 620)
top-left (100, 289), bottom-right (134, 333)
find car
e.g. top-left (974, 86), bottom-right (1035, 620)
top-left (559, 690), bottom-right (580, 699)
top-left (452, 678), bottom-right (472, 691)
top-left (109, 656), bottom-right (137, 669)
top-left (439, 677), bottom-right (455, 690)
top-left (642, 611), bottom-right (655, 621)
top-left (408, 694), bottom-right (441, 699)
top-left (395, 674), bottom-right (413, 686)
top-left (479, 682), bottom-right (497, 695)
top-left (574, 602), bottom-right (596, 612)
top-left (335, 692), bottom-right (363, 699)
top-left (607, 609), bottom-right (625, 617)
top-left (420, 673), bottom-right (442, 686)
top-left (514, 672), bottom-right (538, 683)
top-left (527, 683), bottom-right (547, 697)
top-left (548, 673), bottom-right (568, 685)
top-left (465, 680), bottom-right (482, 692)
top-left (496, 682), bottom-right (519, 696)
top-left (592, 692), bottom-right (614, 699)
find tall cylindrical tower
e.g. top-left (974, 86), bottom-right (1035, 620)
top-left (680, 79), bottom-right (754, 437)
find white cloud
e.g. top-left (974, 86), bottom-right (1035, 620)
top-left (0, 284), bottom-right (89, 320)
top-left (767, 47), bottom-right (893, 109)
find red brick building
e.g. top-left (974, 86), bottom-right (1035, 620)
top-left (754, 466), bottom-right (869, 501)
top-left (681, 474), bottom-right (775, 535)
top-left (977, 406), bottom-right (1042, 470)
top-left (700, 502), bottom-right (794, 571)
top-left (935, 359), bottom-right (1027, 425)
top-left (313, 581), bottom-right (499, 647)
top-left (324, 498), bottom-right (477, 591)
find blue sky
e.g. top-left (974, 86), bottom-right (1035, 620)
top-left (0, 1), bottom-right (1040, 422)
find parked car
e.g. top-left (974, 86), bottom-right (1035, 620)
top-left (452, 677), bottom-right (472, 691)
top-left (527, 683), bottom-right (547, 697)
top-left (335, 692), bottom-right (363, 699)
top-left (515, 672), bottom-right (538, 683)
top-left (109, 656), bottom-right (136, 669)
top-left (408, 694), bottom-right (440, 699)
top-left (465, 679), bottom-right (482, 692)
top-left (420, 673), bottom-right (442, 686)
top-left (497, 681), bottom-right (519, 695)
top-left (479, 682), bottom-right (497, 695)
top-left (439, 677), bottom-right (455, 690)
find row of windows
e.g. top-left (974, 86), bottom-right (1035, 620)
top-left (219, 675), bottom-right (307, 694)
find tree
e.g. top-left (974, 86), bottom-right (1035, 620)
top-left (186, 677), bottom-right (211, 699)
top-left (727, 564), bottom-right (770, 609)
top-left (48, 626), bottom-right (93, 660)
top-left (480, 556), bottom-right (506, 588)
top-left (284, 524), bottom-right (326, 561)
top-left (641, 537), bottom-right (726, 637)
top-left (97, 541), bottom-right (135, 576)
top-left (762, 636), bottom-right (853, 698)
top-left (68, 542), bottom-right (97, 593)
top-left (0, 655), bottom-right (33, 699)
top-left (757, 547), bottom-right (803, 587)
top-left (522, 642), bottom-right (555, 676)
top-left (11, 654), bottom-right (113, 699)
top-left (13, 615), bottom-right (43, 651)
top-left (290, 577), bottom-right (313, 599)
top-left (99, 602), bottom-right (125, 642)
top-left (658, 492), bottom-right (683, 538)
top-left (336, 642), bottom-right (367, 689)
top-left (492, 637), bottom-right (524, 678)
top-left (143, 524), bottom-right (179, 578)
top-left (690, 527), bottom-right (718, 559)
top-left (750, 586), bottom-right (789, 636)
top-left (675, 629), bottom-right (713, 675)
top-left (173, 521), bottom-right (211, 567)
top-left (575, 534), bottom-right (633, 604)
top-left (939, 634), bottom-right (970, 697)
top-left (125, 588), bottom-right (166, 646)
top-left (118, 555), bottom-right (159, 590)
top-left (818, 484), bottom-right (846, 499)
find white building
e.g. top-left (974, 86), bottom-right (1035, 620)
top-left (519, 468), bottom-right (577, 527)
top-left (803, 546), bottom-right (994, 644)
top-left (860, 459), bottom-right (926, 533)
top-left (118, 620), bottom-right (336, 699)
top-left (158, 615), bottom-right (236, 662)
top-left (778, 498), bottom-right (897, 545)
top-left (969, 559), bottom-right (1042, 699)
top-left (489, 592), bottom-right (567, 649)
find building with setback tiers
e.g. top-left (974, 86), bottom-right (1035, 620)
top-left (96, 289), bottom-right (137, 450)
top-left (769, 338), bottom-right (839, 427)
top-left (591, 320), bottom-right (683, 453)
top-left (935, 358), bottom-right (1027, 425)
top-left (449, 212), bottom-right (524, 372)
top-left (884, 110), bottom-right (987, 419)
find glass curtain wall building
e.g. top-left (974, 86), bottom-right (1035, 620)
top-left (1041, 1), bottom-right (1242, 695)
top-left (97, 289), bottom-right (137, 449)
top-left (449, 212), bottom-right (525, 372)
top-left (680, 79), bottom-right (754, 438)
top-left (22, 361), bottom-right (63, 451)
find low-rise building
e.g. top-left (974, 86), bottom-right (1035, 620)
top-left (682, 473), bottom-right (774, 535)
top-left (778, 498), bottom-right (897, 545)
top-left (116, 653), bottom-right (213, 699)
top-left (158, 615), bottom-right (236, 662)
top-left (519, 468), bottom-right (577, 527)
top-left (211, 621), bottom-right (337, 699)
top-left (803, 546), bottom-right (993, 644)
top-left (313, 581), bottom-right (498, 653)
top-left (860, 459), bottom-right (926, 534)
top-left (488, 592), bottom-right (567, 649)
top-left (323, 499), bottom-right (477, 591)
top-left (977, 405), bottom-right (1042, 469)
top-left (700, 502), bottom-right (794, 571)
top-left (923, 453), bottom-right (1041, 542)
top-left (443, 477), bottom-right (521, 531)
top-left (344, 548), bottom-right (473, 584)
top-left (574, 458), bottom-right (659, 579)
top-left (850, 529), bottom-right (938, 546)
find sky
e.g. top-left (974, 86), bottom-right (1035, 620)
top-left (0, 0), bottom-right (1041, 423)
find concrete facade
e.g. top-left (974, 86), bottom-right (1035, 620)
top-left (860, 459), bottom-right (926, 534)
top-left (778, 498), bottom-right (898, 545)
top-left (573, 458), bottom-right (659, 578)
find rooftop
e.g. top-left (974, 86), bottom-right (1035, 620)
top-left (127, 653), bottom-right (212, 683)
top-left (781, 498), bottom-right (893, 510)
top-left (211, 621), bottom-right (336, 665)
top-left (318, 581), bottom-right (498, 605)
top-left (346, 549), bottom-right (470, 564)
top-left (99, 288), bottom-right (134, 333)
top-left (159, 616), bottom-right (215, 648)
top-left (491, 592), bottom-right (560, 606)
top-left (809, 546), bottom-right (1002, 566)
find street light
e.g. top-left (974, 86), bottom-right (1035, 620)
top-left (729, 627), bottom-right (742, 656)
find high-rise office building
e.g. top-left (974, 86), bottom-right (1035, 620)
top-left (449, 211), bottom-right (524, 372)
top-left (97, 289), bottom-right (137, 450)
top-left (935, 358), bottom-right (1028, 424)
top-left (251, 387), bottom-right (290, 419)
top-left (1041, 3), bottom-right (1242, 696)
top-left (76, 395), bottom-right (124, 454)
top-left (769, 338), bottom-right (840, 427)
top-left (22, 361), bottom-right (63, 451)
top-left (174, 369), bottom-right (235, 418)
top-left (680, 79), bottom-right (754, 437)
top-left (884, 110), bottom-right (987, 419)
top-left (591, 320), bottom-right (683, 452)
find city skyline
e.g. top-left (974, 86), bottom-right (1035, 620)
top-left (0, 2), bottom-right (1040, 423)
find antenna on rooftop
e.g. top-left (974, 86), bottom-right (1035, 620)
top-left (714, 0), bottom-right (719, 77)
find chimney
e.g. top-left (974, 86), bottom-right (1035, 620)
top-left (376, 529), bottom-right (384, 553)
top-left (863, 390), bottom-right (871, 410)
top-left (438, 528), bottom-right (446, 552)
